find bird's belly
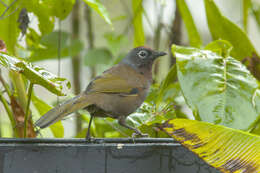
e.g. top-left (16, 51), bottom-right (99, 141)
top-left (89, 92), bottom-right (145, 117)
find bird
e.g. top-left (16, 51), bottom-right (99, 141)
top-left (35, 46), bottom-right (167, 140)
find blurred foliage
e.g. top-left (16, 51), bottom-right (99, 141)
top-left (0, 0), bottom-right (260, 144)
top-left (176, 0), bottom-right (202, 47)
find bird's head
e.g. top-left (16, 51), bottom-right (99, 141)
top-left (121, 46), bottom-right (167, 70)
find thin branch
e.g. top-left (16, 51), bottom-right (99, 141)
top-left (57, 19), bottom-right (62, 103)
top-left (0, 0), bottom-right (8, 7)
top-left (0, 0), bottom-right (18, 19)
top-left (23, 82), bottom-right (33, 138)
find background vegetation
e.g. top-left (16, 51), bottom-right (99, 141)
top-left (0, 0), bottom-right (260, 140)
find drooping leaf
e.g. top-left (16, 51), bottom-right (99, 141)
top-left (132, 0), bottom-right (145, 46)
top-left (84, 48), bottom-right (113, 66)
top-left (176, 0), bottom-right (202, 47)
top-left (28, 31), bottom-right (84, 62)
top-left (0, 53), bottom-right (71, 96)
top-left (82, 0), bottom-right (112, 27)
top-left (172, 44), bottom-right (260, 130)
top-left (204, 0), bottom-right (257, 60)
top-left (32, 94), bottom-right (64, 138)
top-left (162, 119), bottom-right (260, 173)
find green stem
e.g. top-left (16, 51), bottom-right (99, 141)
top-left (23, 82), bottom-right (33, 138)
top-left (10, 71), bottom-right (27, 111)
top-left (0, 71), bottom-right (11, 97)
top-left (72, 0), bottom-right (82, 134)
top-left (0, 92), bottom-right (18, 137)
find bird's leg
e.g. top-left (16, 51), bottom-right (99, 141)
top-left (118, 116), bottom-right (148, 137)
top-left (85, 115), bottom-right (94, 141)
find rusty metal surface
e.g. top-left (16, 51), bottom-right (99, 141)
top-left (0, 138), bottom-right (220, 173)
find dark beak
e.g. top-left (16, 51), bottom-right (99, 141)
top-left (154, 51), bottom-right (167, 58)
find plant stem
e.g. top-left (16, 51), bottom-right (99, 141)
top-left (169, 2), bottom-right (182, 65)
top-left (0, 71), bottom-right (11, 97)
top-left (23, 82), bottom-right (33, 138)
top-left (0, 92), bottom-right (18, 137)
top-left (10, 71), bottom-right (27, 111)
top-left (85, 4), bottom-right (95, 78)
top-left (72, 0), bottom-right (82, 134)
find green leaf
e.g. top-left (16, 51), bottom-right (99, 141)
top-left (204, 0), bottom-right (257, 60)
top-left (0, 53), bottom-right (71, 96)
top-left (29, 31), bottom-right (84, 62)
top-left (163, 119), bottom-right (260, 173)
top-left (84, 48), bottom-right (113, 66)
top-left (204, 40), bottom-right (233, 58)
top-left (82, 0), bottom-right (112, 27)
top-left (48, 0), bottom-right (76, 20)
top-left (157, 64), bottom-right (177, 105)
top-left (132, 0), bottom-right (145, 46)
top-left (176, 0), bottom-right (202, 47)
top-left (0, 3), bottom-right (19, 54)
top-left (172, 44), bottom-right (260, 130)
top-left (32, 94), bottom-right (64, 138)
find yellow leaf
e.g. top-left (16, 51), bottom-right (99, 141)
top-left (163, 119), bottom-right (260, 173)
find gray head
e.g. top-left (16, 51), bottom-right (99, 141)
top-left (121, 46), bottom-right (167, 70)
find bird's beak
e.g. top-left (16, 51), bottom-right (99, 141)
top-left (154, 51), bottom-right (167, 58)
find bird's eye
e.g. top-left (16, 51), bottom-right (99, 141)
top-left (137, 50), bottom-right (148, 59)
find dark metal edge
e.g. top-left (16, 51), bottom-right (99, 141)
top-left (0, 138), bottom-right (178, 144)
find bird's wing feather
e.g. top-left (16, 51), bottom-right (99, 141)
top-left (87, 65), bottom-right (143, 96)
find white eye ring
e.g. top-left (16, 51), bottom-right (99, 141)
top-left (138, 50), bottom-right (148, 59)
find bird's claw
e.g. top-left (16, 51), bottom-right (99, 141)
top-left (85, 137), bottom-right (95, 143)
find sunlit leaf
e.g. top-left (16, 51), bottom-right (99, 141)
top-left (0, 53), bottom-right (71, 96)
top-left (163, 119), bottom-right (260, 173)
top-left (176, 0), bottom-right (202, 47)
top-left (204, 0), bottom-right (257, 60)
top-left (132, 0), bottom-right (145, 46)
top-left (82, 0), bottom-right (112, 27)
top-left (172, 44), bottom-right (260, 130)
top-left (32, 94), bottom-right (64, 138)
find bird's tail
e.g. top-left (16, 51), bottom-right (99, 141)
top-left (35, 93), bottom-right (91, 128)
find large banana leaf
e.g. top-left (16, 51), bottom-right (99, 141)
top-left (162, 119), bottom-right (260, 173)
top-left (172, 44), bottom-right (260, 131)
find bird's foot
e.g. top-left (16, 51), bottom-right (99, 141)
top-left (85, 137), bottom-right (95, 143)
top-left (132, 132), bottom-right (149, 138)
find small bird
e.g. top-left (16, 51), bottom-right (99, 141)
top-left (35, 46), bottom-right (166, 139)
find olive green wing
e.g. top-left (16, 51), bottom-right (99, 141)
top-left (86, 67), bottom-right (141, 96)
